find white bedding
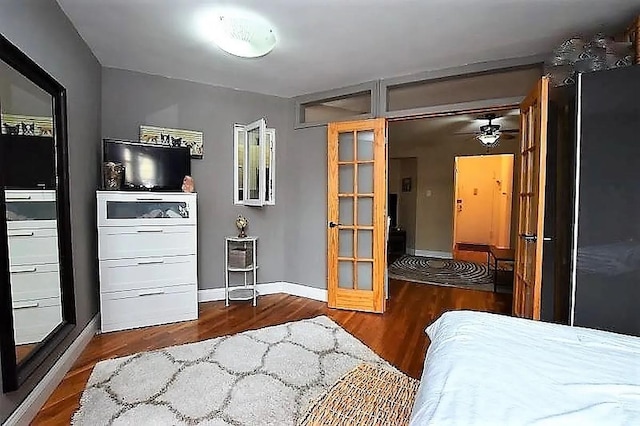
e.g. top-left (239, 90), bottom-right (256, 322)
top-left (410, 311), bottom-right (640, 425)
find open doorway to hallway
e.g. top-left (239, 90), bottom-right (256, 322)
top-left (387, 108), bottom-right (519, 294)
top-left (453, 154), bottom-right (513, 253)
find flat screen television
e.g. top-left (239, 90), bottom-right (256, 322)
top-left (102, 139), bottom-right (191, 191)
top-left (388, 193), bottom-right (398, 228)
top-left (1, 135), bottom-right (56, 189)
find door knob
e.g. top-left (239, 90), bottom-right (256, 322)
top-left (520, 233), bottom-right (537, 242)
top-left (328, 222), bottom-right (342, 228)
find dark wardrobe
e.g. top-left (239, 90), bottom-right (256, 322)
top-left (540, 65), bottom-right (640, 337)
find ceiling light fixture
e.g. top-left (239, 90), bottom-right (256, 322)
top-left (208, 13), bottom-right (276, 58)
top-left (476, 132), bottom-right (501, 147)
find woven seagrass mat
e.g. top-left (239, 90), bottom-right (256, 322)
top-left (298, 363), bottom-right (419, 426)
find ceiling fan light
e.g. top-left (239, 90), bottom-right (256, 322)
top-left (477, 133), bottom-right (500, 147)
top-left (480, 124), bottom-right (501, 134)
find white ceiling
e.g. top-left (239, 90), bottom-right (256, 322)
top-left (56, 0), bottom-right (640, 98)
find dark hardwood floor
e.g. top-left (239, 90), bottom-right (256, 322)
top-left (32, 280), bottom-right (511, 425)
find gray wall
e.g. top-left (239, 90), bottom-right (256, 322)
top-left (101, 68), bottom-right (291, 289)
top-left (284, 125), bottom-right (328, 289)
top-left (0, 0), bottom-right (102, 422)
top-left (0, 61), bottom-right (52, 118)
top-left (389, 158), bottom-right (418, 251)
top-left (389, 135), bottom-right (520, 253)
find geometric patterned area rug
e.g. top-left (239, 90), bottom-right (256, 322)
top-left (299, 363), bottom-right (419, 426)
top-left (72, 316), bottom-right (394, 426)
top-left (388, 254), bottom-right (507, 293)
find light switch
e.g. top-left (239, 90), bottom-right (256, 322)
top-left (426, 190), bottom-right (432, 197)
top-left (473, 188), bottom-right (478, 195)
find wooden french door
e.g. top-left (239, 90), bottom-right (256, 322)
top-left (513, 77), bottom-right (549, 319)
top-left (327, 119), bottom-right (386, 313)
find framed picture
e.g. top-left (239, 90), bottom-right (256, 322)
top-left (1, 113), bottom-right (53, 136)
top-left (402, 177), bottom-right (412, 192)
top-left (139, 125), bottom-right (204, 159)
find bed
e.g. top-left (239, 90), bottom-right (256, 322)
top-left (410, 310), bottom-right (640, 425)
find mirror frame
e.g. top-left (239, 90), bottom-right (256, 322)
top-left (0, 34), bottom-right (76, 392)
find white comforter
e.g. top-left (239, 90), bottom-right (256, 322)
top-left (410, 311), bottom-right (640, 425)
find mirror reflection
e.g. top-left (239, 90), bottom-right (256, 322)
top-left (1, 59), bottom-right (62, 365)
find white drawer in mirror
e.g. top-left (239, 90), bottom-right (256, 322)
top-left (7, 228), bottom-right (59, 266)
top-left (5, 190), bottom-right (58, 230)
top-left (13, 297), bottom-right (62, 345)
top-left (10, 263), bottom-right (60, 302)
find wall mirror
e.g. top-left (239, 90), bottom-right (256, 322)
top-left (0, 34), bottom-right (76, 392)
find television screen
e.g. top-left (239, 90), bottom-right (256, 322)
top-left (388, 193), bottom-right (398, 228)
top-left (103, 139), bottom-right (191, 191)
top-left (1, 135), bottom-right (56, 189)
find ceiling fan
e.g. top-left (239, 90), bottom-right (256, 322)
top-left (457, 113), bottom-right (519, 147)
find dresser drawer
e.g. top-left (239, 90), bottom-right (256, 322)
top-left (98, 225), bottom-right (196, 260)
top-left (99, 255), bottom-right (196, 293)
top-left (7, 228), bottom-right (59, 266)
top-left (97, 192), bottom-right (197, 227)
top-left (100, 284), bottom-right (197, 333)
top-left (10, 263), bottom-right (60, 302)
top-left (13, 297), bottom-right (62, 345)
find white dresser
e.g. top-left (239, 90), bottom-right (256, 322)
top-left (97, 191), bottom-right (198, 333)
top-left (6, 190), bottom-right (62, 345)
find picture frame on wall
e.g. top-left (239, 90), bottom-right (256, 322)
top-left (402, 177), bottom-right (412, 192)
top-left (1, 113), bottom-right (53, 136)
top-left (139, 125), bottom-right (204, 159)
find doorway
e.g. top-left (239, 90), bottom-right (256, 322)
top-left (453, 154), bottom-right (514, 253)
top-left (385, 108), bottom-right (519, 294)
top-left (326, 77), bottom-right (547, 317)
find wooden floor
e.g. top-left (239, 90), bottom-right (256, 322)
top-left (32, 280), bottom-right (511, 425)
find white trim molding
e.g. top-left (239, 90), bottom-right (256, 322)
top-left (282, 282), bottom-right (327, 302)
top-left (570, 74), bottom-right (584, 327)
top-left (5, 315), bottom-right (99, 426)
top-left (199, 282), bottom-right (328, 303)
top-left (413, 250), bottom-right (453, 259)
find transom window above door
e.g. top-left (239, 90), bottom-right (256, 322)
top-left (234, 118), bottom-right (276, 206)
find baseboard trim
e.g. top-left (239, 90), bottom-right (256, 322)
top-left (283, 282), bottom-right (328, 302)
top-left (198, 282), bottom-right (328, 303)
top-left (5, 314), bottom-right (99, 426)
top-left (197, 287), bottom-right (226, 302)
top-left (414, 249), bottom-right (453, 259)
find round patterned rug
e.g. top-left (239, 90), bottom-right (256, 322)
top-left (388, 255), bottom-right (502, 292)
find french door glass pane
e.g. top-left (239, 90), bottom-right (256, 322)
top-left (339, 261), bottom-right (353, 289)
top-left (339, 197), bottom-right (354, 226)
top-left (339, 165), bottom-right (354, 194)
top-left (338, 132), bottom-right (354, 162)
top-left (356, 131), bottom-right (374, 161)
top-left (339, 230), bottom-right (353, 258)
top-left (357, 262), bottom-right (373, 290)
top-left (357, 197), bottom-right (373, 226)
top-left (357, 163), bottom-right (374, 193)
top-left (357, 230), bottom-right (373, 258)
